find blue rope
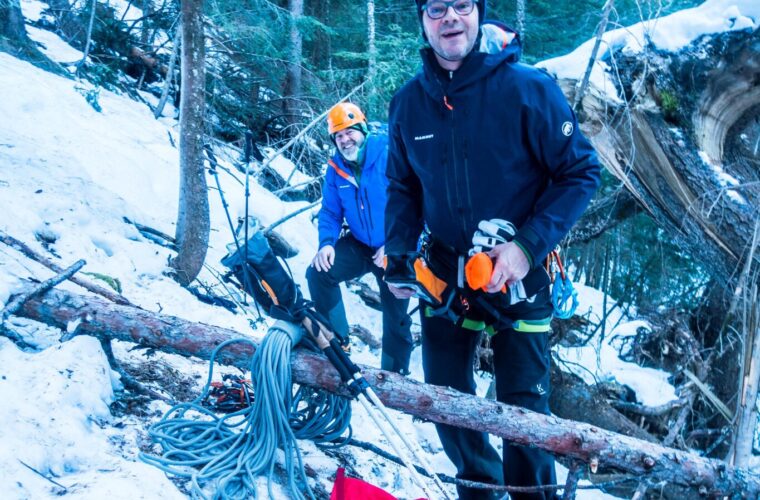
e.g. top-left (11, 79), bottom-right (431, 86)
top-left (552, 272), bottom-right (579, 320)
top-left (139, 324), bottom-right (351, 499)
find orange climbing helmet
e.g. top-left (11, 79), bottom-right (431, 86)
top-left (327, 102), bottom-right (368, 136)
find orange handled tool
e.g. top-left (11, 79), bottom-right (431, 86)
top-left (464, 252), bottom-right (506, 293)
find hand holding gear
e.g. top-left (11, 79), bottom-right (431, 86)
top-left (469, 218), bottom-right (517, 255)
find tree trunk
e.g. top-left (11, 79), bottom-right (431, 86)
top-left (731, 287), bottom-right (760, 467)
top-left (154, 24), bottom-right (180, 119)
top-left (570, 28), bottom-right (760, 286)
top-left (726, 220), bottom-right (760, 466)
top-left (367, 0), bottom-right (376, 85)
top-left (76, 0), bottom-right (97, 73)
top-left (550, 365), bottom-right (656, 443)
top-left (284, 0), bottom-right (303, 123)
top-left (572, 0), bottom-right (613, 113)
top-left (172, 0), bottom-right (209, 286)
top-left (0, 0), bottom-right (28, 44)
top-left (515, 0), bottom-right (525, 41)
top-left (14, 284), bottom-right (760, 498)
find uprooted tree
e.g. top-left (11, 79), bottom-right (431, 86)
top-left (556, 26), bottom-right (760, 467)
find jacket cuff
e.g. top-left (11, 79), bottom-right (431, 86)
top-left (319, 237), bottom-right (335, 249)
top-left (513, 228), bottom-right (542, 268)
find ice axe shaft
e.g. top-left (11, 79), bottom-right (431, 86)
top-left (300, 315), bottom-right (451, 499)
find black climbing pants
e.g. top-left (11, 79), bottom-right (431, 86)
top-left (421, 287), bottom-right (556, 500)
top-left (306, 234), bottom-right (414, 374)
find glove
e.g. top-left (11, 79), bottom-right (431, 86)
top-left (469, 219), bottom-right (517, 256)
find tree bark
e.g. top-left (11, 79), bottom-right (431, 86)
top-left (76, 0), bottom-right (97, 72)
top-left (572, 0), bottom-right (613, 113)
top-left (367, 0), bottom-right (376, 85)
top-left (731, 301), bottom-right (760, 467)
top-left (570, 29), bottom-right (760, 287)
top-left (283, 0), bottom-right (303, 123)
top-left (0, 0), bottom-right (28, 44)
top-left (172, 0), bottom-right (209, 286)
top-left (14, 285), bottom-right (760, 498)
top-left (550, 366), bottom-right (656, 443)
top-left (515, 0), bottom-right (525, 41)
top-left (154, 24), bottom-right (180, 119)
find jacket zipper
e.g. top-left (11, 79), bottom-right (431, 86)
top-left (353, 185), bottom-right (369, 245)
top-left (463, 137), bottom-right (475, 235)
top-left (365, 189), bottom-right (375, 240)
top-left (447, 100), bottom-right (469, 246)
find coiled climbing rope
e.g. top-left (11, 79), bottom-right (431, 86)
top-left (139, 321), bottom-right (352, 499)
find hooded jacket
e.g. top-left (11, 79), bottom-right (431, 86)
top-left (318, 133), bottom-right (389, 250)
top-left (385, 22), bottom-right (601, 267)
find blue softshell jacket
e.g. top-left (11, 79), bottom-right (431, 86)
top-left (318, 133), bottom-right (389, 250)
top-left (385, 22), bottom-right (601, 266)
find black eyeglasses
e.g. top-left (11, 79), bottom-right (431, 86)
top-left (422, 0), bottom-right (475, 20)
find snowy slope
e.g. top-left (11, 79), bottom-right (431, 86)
top-left (0, 50), bottom-right (617, 499)
top-left (3, 1), bottom-right (756, 497)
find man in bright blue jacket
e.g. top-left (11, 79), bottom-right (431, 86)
top-left (307, 102), bottom-right (414, 374)
top-left (384, 1), bottom-right (601, 498)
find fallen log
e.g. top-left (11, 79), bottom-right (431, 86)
top-left (14, 285), bottom-right (760, 498)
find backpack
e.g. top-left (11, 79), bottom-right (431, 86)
top-left (221, 219), bottom-right (302, 314)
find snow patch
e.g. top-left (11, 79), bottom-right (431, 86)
top-left (540, 0), bottom-right (760, 100)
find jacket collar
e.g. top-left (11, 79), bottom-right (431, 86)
top-left (329, 134), bottom-right (384, 187)
top-left (419, 21), bottom-right (521, 102)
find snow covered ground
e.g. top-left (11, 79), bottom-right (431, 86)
top-left (1, 1), bottom-right (756, 498)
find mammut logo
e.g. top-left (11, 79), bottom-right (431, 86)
top-left (415, 134), bottom-right (434, 141)
top-left (561, 122), bottom-right (573, 136)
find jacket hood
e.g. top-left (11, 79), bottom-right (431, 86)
top-left (419, 21), bottom-right (521, 101)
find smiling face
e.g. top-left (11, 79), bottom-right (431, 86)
top-left (422, 1), bottom-right (480, 71)
top-left (334, 128), bottom-right (366, 162)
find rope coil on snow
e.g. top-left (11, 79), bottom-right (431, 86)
top-left (139, 322), bottom-right (352, 499)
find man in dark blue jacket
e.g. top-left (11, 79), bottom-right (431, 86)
top-left (384, 1), bottom-right (601, 498)
top-left (307, 102), bottom-right (414, 374)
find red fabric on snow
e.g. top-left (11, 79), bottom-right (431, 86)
top-left (330, 467), bottom-right (398, 500)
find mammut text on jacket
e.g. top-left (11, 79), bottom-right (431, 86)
top-left (319, 133), bottom-right (389, 250)
top-left (385, 23), bottom-right (601, 266)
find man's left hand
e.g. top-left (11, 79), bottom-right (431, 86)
top-left (372, 245), bottom-right (385, 268)
top-left (485, 242), bottom-right (529, 294)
